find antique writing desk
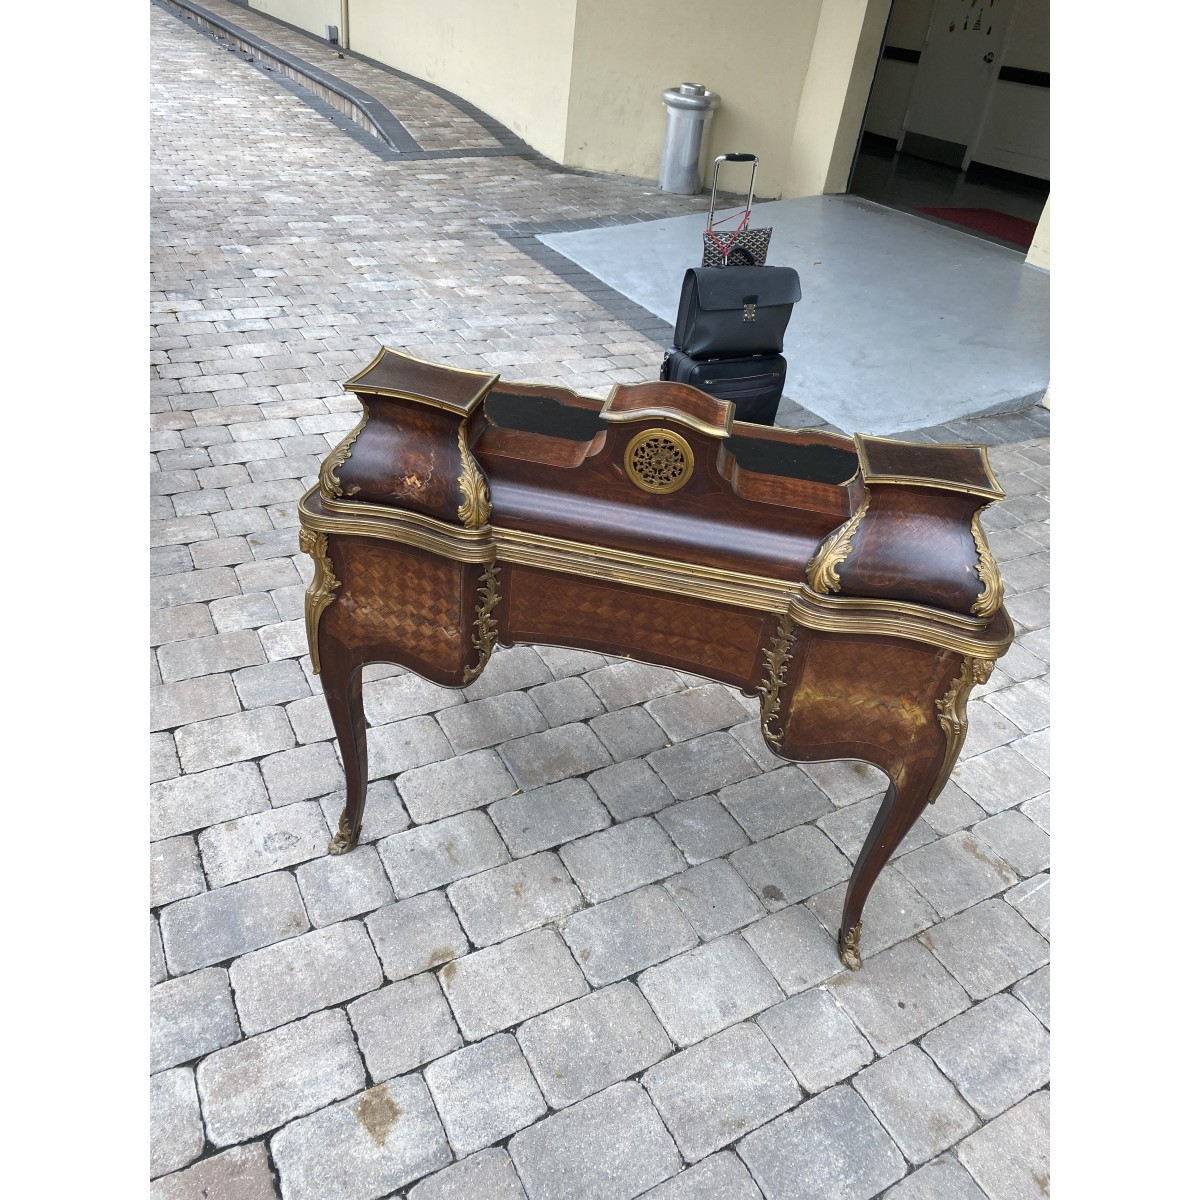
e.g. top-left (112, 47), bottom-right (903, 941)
top-left (298, 350), bottom-right (1012, 970)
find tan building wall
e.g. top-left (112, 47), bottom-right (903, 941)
top-left (1026, 196), bottom-right (1050, 270)
top-left (250, 0), bottom-right (340, 40)
top-left (348, 0), bottom-right (578, 161)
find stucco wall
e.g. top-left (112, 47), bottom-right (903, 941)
top-left (348, 0), bottom-right (578, 161)
top-left (1026, 197), bottom-right (1050, 271)
top-left (250, 0), bottom-right (340, 40)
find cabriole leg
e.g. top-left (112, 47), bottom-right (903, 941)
top-left (318, 648), bottom-right (368, 856)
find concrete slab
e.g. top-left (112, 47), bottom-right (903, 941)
top-left (538, 196), bottom-right (1049, 435)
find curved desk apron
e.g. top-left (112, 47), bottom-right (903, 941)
top-left (298, 350), bottom-right (1013, 970)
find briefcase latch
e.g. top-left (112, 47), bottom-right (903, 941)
top-left (743, 296), bottom-right (757, 322)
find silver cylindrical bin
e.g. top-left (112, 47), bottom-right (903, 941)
top-left (659, 82), bottom-right (721, 195)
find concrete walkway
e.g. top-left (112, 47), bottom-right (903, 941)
top-left (150, 6), bottom-right (1050, 1198)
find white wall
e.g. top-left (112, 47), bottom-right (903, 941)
top-left (862, 0), bottom-right (932, 140)
top-left (250, 0), bottom-right (340, 40)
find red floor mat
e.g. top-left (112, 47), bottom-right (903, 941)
top-left (917, 207), bottom-right (1039, 248)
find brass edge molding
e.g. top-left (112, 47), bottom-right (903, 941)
top-left (318, 407), bottom-right (369, 499)
top-left (493, 527), bottom-right (797, 614)
top-left (624, 428), bottom-right (695, 495)
top-left (601, 404), bottom-right (732, 440)
top-left (457, 422), bottom-right (492, 529)
top-left (758, 613), bottom-right (798, 751)
top-left (298, 528), bottom-right (340, 674)
top-left (970, 509), bottom-right (1005, 619)
top-left (343, 346), bottom-right (499, 415)
top-left (789, 586), bottom-right (1011, 660)
top-left (840, 921), bottom-right (863, 971)
top-left (463, 562), bottom-right (501, 684)
top-left (806, 490), bottom-right (870, 594)
top-left (929, 656), bottom-right (995, 800)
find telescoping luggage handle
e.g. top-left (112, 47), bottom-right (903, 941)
top-left (703, 153), bottom-right (771, 267)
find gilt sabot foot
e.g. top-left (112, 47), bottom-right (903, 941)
top-left (839, 921), bottom-right (863, 971)
top-left (328, 811), bottom-right (361, 856)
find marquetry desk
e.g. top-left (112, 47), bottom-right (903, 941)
top-left (298, 350), bottom-right (1013, 970)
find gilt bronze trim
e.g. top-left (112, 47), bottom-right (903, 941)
top-left (840, 921), bottom-right (863, 970)
top-left (457, 422), bottom-right (492, 529)
top-left (463, 562), bottom-right (501, 684)
top-left (318, 407), bottom-right (368, 500)
top-left (299, 528), bottom-right (340, 674)
top-left (758, 613), bottom-right (799, 751)
top-left (969, 510), bottom-right (1005, 619)
top-left (929, 655), bottom-right (995, 800)
top-left (806, 492), bottom-right (870, 595)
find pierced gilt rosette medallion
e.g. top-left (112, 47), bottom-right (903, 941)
top-left (624, 428), bottom-right (694, 495)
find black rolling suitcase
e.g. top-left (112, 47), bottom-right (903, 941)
top-left (660, 348), bottom-right (786, 426)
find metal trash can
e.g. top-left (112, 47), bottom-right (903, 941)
top-left (659, 83), bottom-right (721, 195)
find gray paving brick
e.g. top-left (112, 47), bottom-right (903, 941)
top-left (560, 816), bottom-right (686, 902)
top-left (1013, 964), bottom-right (1050, 1028)
top-left (151, 674), bottom-right (242, 732)
top-left (730, 824), bottom-right (850, 910)
top-left (648, 732), bottom-right (759, 801)
top-left (640, 1151), bottom-right (763, 1200)
top-left (425, 1033), bottom-right (548, 1156)
top-left (463, 644), bottom-right (552, 700)
top-left (562, 884), bottom-right (698, 986)
top-left (348, 973), bottom-right (463, 1083)
top-left (984, 677), bottom-right (1049, 736)
top-left (259, 618), bottom-right (310, 663)
top-left (587, 758), bottom-right (674, 820)
top-left (639, 935), bottom-right (783, 1047)
top-left (489, 777), bottom-right (612, 856)
top-left (237, 556), bottom-right (300, 592)
top-left (440, 927), bottom-right (589, 1041)
top-left (955, 1091), bottom-right (1049, 1200)
top-left (151, 514), bottom-right (219, 548)
top-left (718, 766), bottom-right (833, 840)
top-left (757, 986), bottom-right (875, 1092)
top-left (509, 1081), bottom-right (681, 1200)
top-left (438, 691), bottom-right (547, 753)
top-left (589, 705), bottom-right (670, 762)
top-left (151, 602), bottom-right (217, 647)
top-left (920, 898), bottom-right (1048, 1000)
top-left (175, 706), bottom-right (296, 773)
top-left (210, 591), bottom-right (281, 632)
top-left (920, 994), bottom-right (1050, 1119)
top-left (152, 566), bottom-right (240, 608)
top-left (529, 676), bottom-right (605, 725)
top-left (152, 916), bottom-right (167, 985)
top-left (151, 967), bottom-right (241, 1073)
top-left (259, 741), bottom-right (342, 807)
top-left (198, 800), bottom-right (330, 887)
top-left (148, 1142), bottom-right (280, 1200)
top-left (197, 1009), bottom-right (365, 1146)
top-left (825, 940), bottom-right (971, 1056)
top-left (150, 1067), bottom-right (205, 1179)
top-left (817, 799), bottom-right (936, 860)
top-left (160, 871), bottom-right (309, 975)
top-left (151, 761), bottom-right (269, 840)
top-left (295, 844), bottom-right (394, 927)
top-left (663, 859), bottom-right (765, 941)
top-left (1013, 729), bottom-right (1050, 776)
top-left (517, 982), bottom-right (672, 1109)
top-left (657, 797), bottom-right (749, 864)
top-left (920, 780), bottom-right (986, 836)
top-left (852, 1045), bottom-right (979, 1166)
top-left (894, 830), bottom-right (1019, 917)
top-left (447, 852), bottom-right (583, 946)
top-left (972, 809), bottom-right (1049, 878)
top-left (498, 722), bottom-right (612, 790)
top-left (192, 535), bottom-right (255, 569)
top-left (584, 660), bottom-right (683, 711)
top-left (286, 693), bottom-right (334, 743)
top-left (363, 670), bottom-right (463, 724)
top-left (535, 645), bottom-right (608, 680)
top-left (881, 1155), bottom-right (988, 1200)
top-left (738, 1085), bottom-right (906, 1200)
top-left (366, 890), bottom-right (469, 981)
top-left (151, 835), bottom-right (206, 908)
top-left (801, 760), bottom-right (889, 808)
top-left (319, 780), bottom-right (413, 845)
top-left (398, 749), bottom-right (518, 823)
top-left (805, 867), bottom-right (940, 962)
top-left (232, 658), bottom-right (312, 709)
top-left (952, 744), bottom-right (1049, 814)
top-left (645, 683), bottom-right (749, 743)
top-left (367, 715), bottom-right (453, 779)
top-left (151, 732), bottom-right (181, 783)
top-left (644, 1023), bottom-right (800, 1163)
top-left (959, 701), bottom-right (1023, 759)
top-left (741, 903), bottom-right (842, 995)
top-left (729, 719), bottom-right (783, 772)
top-left (229, 919), bottom-right (382, 1034)
top-left (377, 810), bottom-right (510, 899)
top-left (269, 1076), bottom-right (451, 1200)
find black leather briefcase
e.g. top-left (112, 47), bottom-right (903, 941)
top-left (673, 265), bottom-right (801, 359)
top-left (660, 349), bottom-right (786, 426)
